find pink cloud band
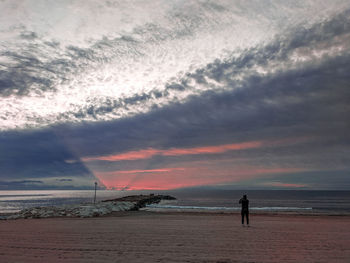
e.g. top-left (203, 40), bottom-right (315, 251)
top-left (82, 141), bottom-right (263, 162)
top-left (82, 137), bottom-right (309, 163)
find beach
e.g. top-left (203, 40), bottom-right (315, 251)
top-left (1, 212), bottom-right (349, 263)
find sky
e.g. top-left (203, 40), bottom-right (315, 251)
top-left (0, 0), bottom-right (349, 191)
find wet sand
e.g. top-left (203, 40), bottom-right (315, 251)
top-left (0, 212), bottom-right (349, 262)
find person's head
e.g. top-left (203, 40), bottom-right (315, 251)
top-left (243, 194), bottom-right (247, 199)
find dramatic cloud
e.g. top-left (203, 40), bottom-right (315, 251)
top-left (95, 166), bottom-right (304, 191)
top-left (82, 141), bottom-right (265, 162)
top-left (0, 1), bottom-right (349, 190)
top-left (1, 0), bottom-right (348, 130)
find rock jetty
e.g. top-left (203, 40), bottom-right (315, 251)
top-left (102, 194), bottom-right (176, 210)
top-left (3, 194), bottom-right (176, 220)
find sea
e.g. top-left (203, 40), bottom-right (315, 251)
top-left (0, 189), bottom-right (349, 215)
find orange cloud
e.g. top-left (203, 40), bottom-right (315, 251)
top-left (94, 165), bottom-right (304, 190)
top-left (82, 140), bottom-right (263, 162)
top-left (82, 137), bottom-right (310, 163)
top-left (163, 141), bottom-right (263, 156)
top-left (83, 148), bottom-right (161, 162)
top-left (97, 168), bottom-right (185, 175)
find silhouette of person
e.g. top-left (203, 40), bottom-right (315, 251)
top-left (239, 194), bottom-right (249, 226)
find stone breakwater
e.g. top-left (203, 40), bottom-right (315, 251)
top-left (1, 194), bottom-right (176, 220)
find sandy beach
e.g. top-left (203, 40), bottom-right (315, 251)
top-left (0, 212), bottom-right (349, 263)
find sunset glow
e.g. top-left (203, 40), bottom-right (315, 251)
top-left (82, 141), bottom-right (263, 162)
top-left (94, 166), bottom-right (304, 190)
top-left (2, 2), bottom-right (350, 262)
top-left (1, 0), bottom-right (349, 191)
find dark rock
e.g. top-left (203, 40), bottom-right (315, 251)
top-left (4, 194), bottom-right (176, 220)
top-left (102, 194), bottom-right (176, 209)
top-left (92, 212), bottom-right (100, 217)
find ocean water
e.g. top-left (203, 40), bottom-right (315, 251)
top-left (159, 189), bottom-right (350, 214)
top-left (0, 189), bottom-right (349, 214)
top-left (0, 190), bottom-right (128, 214)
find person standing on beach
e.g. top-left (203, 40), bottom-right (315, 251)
top-left (239, 194), bottom-right (249, 226)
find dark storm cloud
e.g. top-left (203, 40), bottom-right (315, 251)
top-left (57, 11), bottom-right (350, 157)
top-left (56, 178), bottom-right (73, 182)
top-left (55, 11), bottom-right (350, 191)
top-left (0, 180), bottom-right (44, 190)
top-left (62, 8), bottom-right (350, 126)
top-left (10, 180), bottom-right (43, 184)
top-left (57, 49), bottom-right (350, 178)
top-left (0, 130), bottom-right (94, 180)
top-left (1, 10), bottom-right (350, 189)
top-left (0, 179), bottom-right (96, 190)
